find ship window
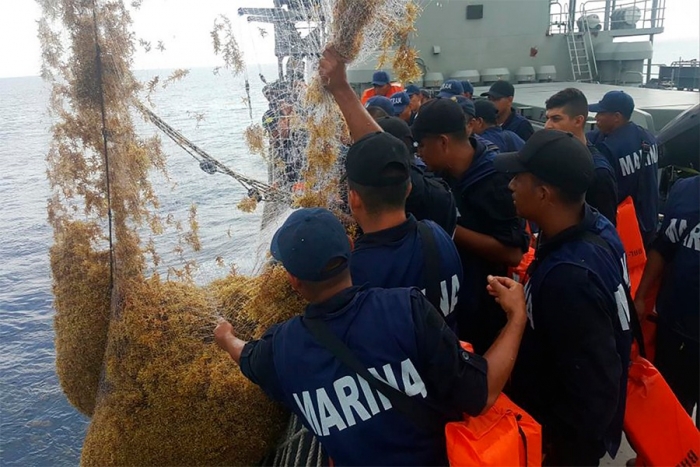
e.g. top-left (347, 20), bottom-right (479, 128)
top-left (466, 5), bottom-right (483, 20)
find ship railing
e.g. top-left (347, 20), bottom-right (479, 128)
top-left (548, 1), bottom-right (568, 34)
top-left (580, 0), bottom-right (666, 35)
top-left (549, 0), bottom-right (666, 35)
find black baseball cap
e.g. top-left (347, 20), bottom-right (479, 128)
top-left (474, 99), bottom-right (498, 124)
top-left (271, 208), bottom-right (350, 282)
top-left (345, 132), bottom-right (410, 186)
top-left (411, 98), bottom-right (466, 142)
top-left (377, 116), bottom-right (413, 142)
top-left (481, 80), bottom-right (515, 99)
top-left (494, 130), bottom-right (594, 194)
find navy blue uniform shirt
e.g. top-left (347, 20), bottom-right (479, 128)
top-left (240, 286), bottom-right (488, 466)
top-left (406, 166), bottom-right (458, 235)
top-left (587, 143), bottom-right (619, 226)
top-left (652, 175), bottom-right (700, 342)
top-left (588, 122), bottom-right (659, 245)
top-left (351, 215), bottom-right (463, 329)
top-left (502, 108), bottom-right (534, 141)
top-left (446, 137), bottom-right (529, 352)
top-left (480, 126), bottom-right (525, 152)
top-left (509, 206), bottom-right (632, 460)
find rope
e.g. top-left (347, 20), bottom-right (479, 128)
top-left (92, 0), bottom-right (114, 294)
top-left (134, 101), bottom-right (290, 203)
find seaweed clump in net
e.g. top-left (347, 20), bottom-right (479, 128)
top-left (41, 0), bottom-right (420, 464)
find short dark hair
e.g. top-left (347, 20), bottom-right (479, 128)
top-left (545, 88), bottom-right (589, 120)
top-left (367, 106), bottom-right (390, 119)
top-left (299, 265), bottom-right (351, 294)
top-left (533, 174), bottom-right (585, 205)
top-left (447, 128), bottom-right (469, 142)
top-left (347, 165), bottom-right (410, 215)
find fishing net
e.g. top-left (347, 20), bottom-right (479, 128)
top-left (41, 0), bottom-right (420, 465)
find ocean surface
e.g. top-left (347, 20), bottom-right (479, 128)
top-left (0, 65), bottom-right (286, 466)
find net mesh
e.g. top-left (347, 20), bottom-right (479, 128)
top-left (41, 0), bottom-right (420, 464)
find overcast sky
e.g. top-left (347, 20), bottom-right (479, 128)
top-left (2, 0), bottom-right (698, 79)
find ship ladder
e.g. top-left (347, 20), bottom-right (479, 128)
top-left (566, 31), bottom-right (597, 82)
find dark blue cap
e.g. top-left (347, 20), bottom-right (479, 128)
top-left (438, 79), bottom-right (464, 98)
top-left (460, 80), bottom-right (474, 95)
top-left (451, 95), bottom-right (476, 117)
top-left (588, 91), bottom-right (635, 119)
top-left (372, 71), bottom-right (391, 86)
top-left (365, 96), bottom-right (395, 117)
top-left (270, 208), bottom-right (350, 282)
top-left (391, 91), bottom-right (411, 115)
top-left (405, 84), bottom-right (421, 96)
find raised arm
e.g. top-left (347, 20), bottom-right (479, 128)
top-left (318, 45), bottom-right (381, 141)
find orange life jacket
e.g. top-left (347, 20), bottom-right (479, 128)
top-left (360, 84), bottom-right (404, 105)
top-left (623, 355), bottom-right (700, 467)
top-left (616, 196), bottom-right (647, 296)
top-left (445, 342), bottom-right (543, 466)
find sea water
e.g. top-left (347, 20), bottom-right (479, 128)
top-left (0, 65), bottom-right (283, 465)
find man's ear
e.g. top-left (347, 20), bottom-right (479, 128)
top-left (539, 183), bottom-right (554, 204)
top-left (439, 134), bottom-right (450, 151)
top-left (286, 271), bottom-right (302, 293)
top-left (574, 114), bottom-right (586, 129)
top-left (348, 187), bottom-right (362, 213)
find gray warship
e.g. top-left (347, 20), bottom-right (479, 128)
top-left (240, 0), bottom-right (698, 139)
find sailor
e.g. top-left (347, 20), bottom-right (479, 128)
top-left (365, 95), bottom-right (395, 119)
top-left (471, 99), bottom-right (525, 152)
top-left (437, 79), bottom-right (464, 99)
top-left (634, 175), bottom-right (699, 425)
top-left (452, 95), bottom-right (476, 130)
top-left (345, 131), bottom-right (463, 327)
top-left (494, 130), bottom-right (633, 466)
top-left (261, 82), bottom-right (301, 185)
top-left (587, 91), bottom-right (659, 246)
top-left (460, 80), bottom-right (474, 100)
top-left (360, 70), bottom-right (403, 105)
top-left (375, 116), bottom-right (458, 235)
top-left (545, 88), bottom-right (618, 225)
top-left (412, 98), bottom-right (529, 352)
top-left (419, 88), bottom-right (432, 106)
top-left (481, 80), bottom-right (535, 141)
top-left (214, 207), bottom-right (528, 466)
top-left (391, 91), bottom-right (412, 123)
top-left (405, 84), bottom-right (422, 124)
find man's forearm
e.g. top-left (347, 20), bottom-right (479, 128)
top-left (482, 315), bottom-right (527, 410)
top-left (330, 83), bottom-right (382, 141)
top-left (223, 336), bottom-right (248, 365)
top-left (454, 225), bottom-right (523, 266)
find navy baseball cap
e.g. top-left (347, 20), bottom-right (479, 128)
top-left (438, 79), bottom-right (464, 98)
top-left (494, 129), bottom-right (594, 195)
top-left (391, 92), bottom-right (411, 115)
top-left (474, 99), bottom-right (498, 124)
top-left (460, 80), bottom-right (474, 95)
top-left (365, 96), bottom-right (395, 117)
top-left (589, 91), bottom-right (635, 119)
top-left (405, 84), bottom-right (421, 96)
top-left (411, 98), bottom-right (466, 142)
top-left (345, 132), bottom-right (411, 186)
top-left (270, 208), bottom-right (350, 282)
top-left (372, 71), bottom-right (391, 86)
top-left (481, 80), bottom-right (515, 99)
top-left (451, 96), bottom-right (476, 118)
